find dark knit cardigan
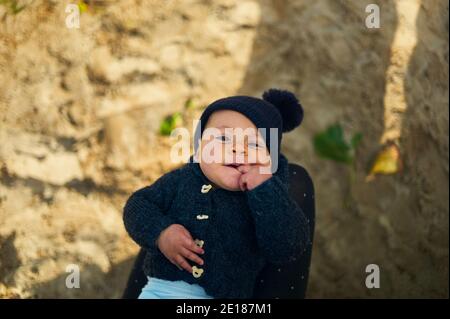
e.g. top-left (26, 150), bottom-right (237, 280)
top-left (123, 153), bottom-right (310, 299)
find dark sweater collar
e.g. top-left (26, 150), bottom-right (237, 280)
top-left (188, 156), bottom-right (215, 185)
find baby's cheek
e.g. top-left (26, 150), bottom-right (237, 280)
top-left (199, 163), bottom-right (218, 183)
top-left (221, 171), bottom-right (242, 191)
top-left (248, 148), bottom-right (270, 165)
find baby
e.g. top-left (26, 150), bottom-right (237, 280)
top-left (123, 89), bottom-right (311, 299)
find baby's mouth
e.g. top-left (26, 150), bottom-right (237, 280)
top-left (224, 163), bottom-right (242, 170)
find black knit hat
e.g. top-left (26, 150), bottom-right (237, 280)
top-left (194, 88), bottom-right (303, 158)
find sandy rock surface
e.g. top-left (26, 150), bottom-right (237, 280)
top-left (0, 0), bottom-right (448, 298)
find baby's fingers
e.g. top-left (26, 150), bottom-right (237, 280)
top-left (239, 173), bottom-right (248, 191)
top-left (174, 254), bottom-right (192, 273)
top-left (179, 226), bottom-right (194, 240)
top-left (237, 165), bottom-right (251, 174)
top-left (181, 247), bottom-right (204, 266)
top-left (184, 237), bottom-right (205, 255)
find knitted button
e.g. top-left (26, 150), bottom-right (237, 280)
top-left (196, 214), bottom-right (209, 220)
top-left (194, 239), bottom-right (204, 248)
top-left (201, 184), bottom-right (212, 193)
top-left (192, 266), bottom-right (204, 278)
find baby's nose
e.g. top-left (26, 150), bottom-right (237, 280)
top-left (232, 145), bottom-right (248, 155)
top-left (232, 146), bottom-right (248, 164)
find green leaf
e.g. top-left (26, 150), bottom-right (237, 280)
top-left (184, 98), bottom-right (195, 110)
top-left (78, 1), bottom-right (88, 13)
top-left (351, 132), bottom-right (363, 149)
top-left (0, 0), bottom-right (26, 14)
top-left (313, 124), bottom-right (353, 164)
top-left (11, 4), bottom-right (25, 14)
top-left (159, 112), bottom-right (182, 136)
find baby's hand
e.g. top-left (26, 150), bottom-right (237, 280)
top-left (237, 164), bottom-right (272, 191)
top-left (156, 224), bottom-right (205, 273)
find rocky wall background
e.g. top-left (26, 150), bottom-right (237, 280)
top-left (0, 0), bottom-right (448, 298)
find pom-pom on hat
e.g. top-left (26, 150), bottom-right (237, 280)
top-left (194, 88), bottom-right (303, 158)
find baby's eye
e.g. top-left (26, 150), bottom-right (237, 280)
top-left (248, 142), bottom-right (260, 149)
top-left (215, 135), bottom-right (232, 143)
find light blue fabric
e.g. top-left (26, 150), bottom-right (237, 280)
top-left (138, 277), bottom-right (214, 299)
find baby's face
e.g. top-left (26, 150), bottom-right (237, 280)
top-left (197, 110), bottom-right (270, 191)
